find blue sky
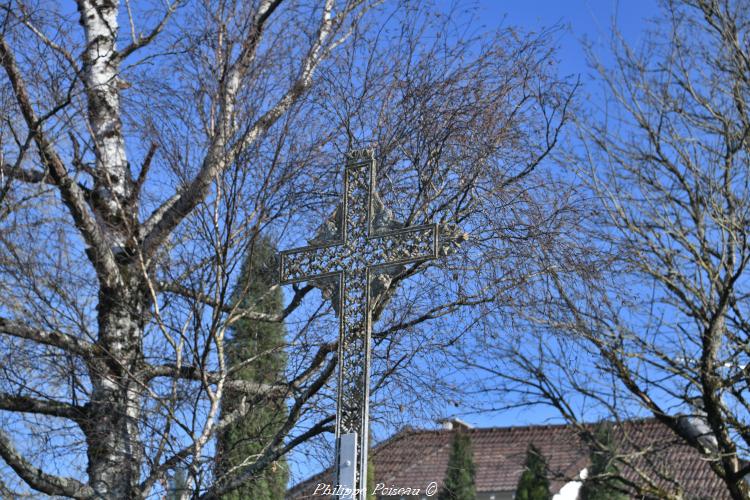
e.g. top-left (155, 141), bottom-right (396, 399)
top-left (422, 0), bottom-right (659, 431)
top-left (482, 0), bottom-right (654, 78)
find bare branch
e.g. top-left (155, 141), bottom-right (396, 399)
top-left (142, 363), bottom-right (287, 396)
top-left (0, 393), bottom-right (87, 422)
top-left (0, 429), bottom-right (94, 498)
top-left (0, 36), bottom-right (120, 287)
top-left (116, 0), bottom-right (180, 61)
top-left (140, 0), bottom-right (364, 256)
top-left (0, 317), bottom-right (95, 358)
top-left (0, 162), bottom-right (93, 196)
top-left (157, 280), bottom-right (313, 322)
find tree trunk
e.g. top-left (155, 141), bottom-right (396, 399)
top-left (78, 2), bottom-right (144, 494)
top-left (84, 277), bottom-right (147, 498)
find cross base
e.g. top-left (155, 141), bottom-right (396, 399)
top-left (337, 432), bottom-right (358, 500)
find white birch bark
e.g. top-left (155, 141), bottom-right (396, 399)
top-left (77, 1), bottom-right (144, 497)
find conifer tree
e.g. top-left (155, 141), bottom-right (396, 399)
top-left (215, 238), bottom-right (288, 499)
top-left (579, 423), bottom-right (627, 500)
top-left (438, 431), bottom-right (476, 500)
top-left (515, 444), bottom-right (550, 500)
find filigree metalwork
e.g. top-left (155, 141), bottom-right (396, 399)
top-left (279, 149), bottom-right (462, 498)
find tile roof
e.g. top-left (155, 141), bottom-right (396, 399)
top-left (287, 419), bottom-right (731, 499)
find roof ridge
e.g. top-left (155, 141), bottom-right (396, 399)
top-left (405, 416), bottom-right (661, 434)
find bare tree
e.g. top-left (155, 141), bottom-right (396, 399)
top-left (460, 1), bottom-right (750, 499)
top-left (0, 0), bottom-right (572, 498)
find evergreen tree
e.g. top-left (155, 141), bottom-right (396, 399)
top-left (438, 431), bottom-right (476, 500)
top-left (515, 444), bottom-right (550, 500)
top-left (215, 238), bottom-right (288, 499)
top-left (579, 422), bottom-right (628, 500)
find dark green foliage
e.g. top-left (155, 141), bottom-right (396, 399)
top-left (579, 422), bottom-right (628, 500)
top-left (438, 431), bottom-right (476, 500)
top-left (215, 238), bottom-right (288, 500)
top-left (515, 444), bottom-right (550, 500)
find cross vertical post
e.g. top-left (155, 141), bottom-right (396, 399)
top-left (279, 149), bottom-right (449, 499)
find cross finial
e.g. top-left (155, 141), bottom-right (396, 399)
top-left (344, 148), bottom-right (375, 164)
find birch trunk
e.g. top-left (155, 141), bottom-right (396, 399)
top-left (84, 278), bottom-right (147, 498)
top-left (78, 0), bottom-right (132, 246)
top-left (78, 2), bottom-right (145, 496)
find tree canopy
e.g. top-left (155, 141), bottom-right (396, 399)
top-left (460, 0), bottom-right (750, 498)
top-left (0, 0), bottom-right (572, 497)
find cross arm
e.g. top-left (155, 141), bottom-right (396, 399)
top-left (279, 242), bottom-right (344, 284)
top-left (369, 224), bottom-right (439, 268)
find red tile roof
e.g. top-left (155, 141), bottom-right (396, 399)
top-left (288, 419), bottom-right (731, 499)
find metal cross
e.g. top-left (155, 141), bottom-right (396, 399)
top-left (279, 149), bottom-right (445, 500)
